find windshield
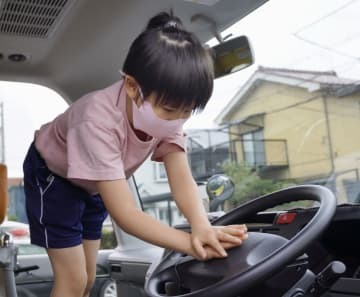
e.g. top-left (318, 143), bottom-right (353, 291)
top-left (134, 0), bottom-right (360, 226)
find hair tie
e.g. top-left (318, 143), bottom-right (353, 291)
top-left (164, 20), bottom-right (178, 29)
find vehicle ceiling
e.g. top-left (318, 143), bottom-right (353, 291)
top-left (0, 0), bottom-right (268, 103)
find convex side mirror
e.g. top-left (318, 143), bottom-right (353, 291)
top-left (206, 174), bottom-right (234, 211)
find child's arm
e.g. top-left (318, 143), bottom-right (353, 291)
top-left (163, 150), bottom-right (248, 260)
top-left (97, 179), bottom-right (198, 256)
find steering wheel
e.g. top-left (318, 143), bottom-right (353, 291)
top-left (145, 185), bottom-right (336, 297)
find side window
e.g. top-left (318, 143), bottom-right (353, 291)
top-left (0, 82), bottom-right (78, 254)
top-left (1, 81), bottom-right (115, 251)
top-left (242, 129), bottom-right (265, 167)
top-left (134, 159), bottom-right (185, 226)
top-left (154, 162), bottom-right (167, 182)
top-left (100, 215), bottom-right (117, 249)
top-left (134, 129), bottom-right (231, 226)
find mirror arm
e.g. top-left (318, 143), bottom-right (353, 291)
top-left (191, 13), bottom-right (224, 43)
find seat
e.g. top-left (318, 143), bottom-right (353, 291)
top-left (0, 164), bottom-right (8, 225)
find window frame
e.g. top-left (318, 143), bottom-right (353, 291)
top-left (153, 162), bottom-right (168, 182)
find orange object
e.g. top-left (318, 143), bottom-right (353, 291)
top-left (0, 164), bottom-right (8, 225)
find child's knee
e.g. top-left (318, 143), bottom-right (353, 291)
top-left (70, 271), bottom-right (88, 293)
top-left (52, 269), bottom-right (88, 296)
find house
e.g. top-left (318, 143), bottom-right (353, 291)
top-left (215, 66), bottom-right (360, 204)
top-left (186, 129), bottom-right (231, 181)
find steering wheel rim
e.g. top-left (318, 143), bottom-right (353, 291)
top-left (145, 185), bottom-right (336, 297)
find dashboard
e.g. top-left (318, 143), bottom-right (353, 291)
top-left (242, 205), bottom-right (360, 296)
top-left (110, 205), bottom-right (360, 297)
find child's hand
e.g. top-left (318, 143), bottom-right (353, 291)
top-left (190, 224), bottom-right (248, 261)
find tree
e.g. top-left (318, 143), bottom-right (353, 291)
top-left (222, 161), bottom-right (293, 210)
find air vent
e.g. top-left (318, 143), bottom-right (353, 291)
top-left (0, 0), bottom-right (71, 38)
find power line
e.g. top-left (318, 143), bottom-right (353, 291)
top-left (293, 32), bottom-right (360, 61)
top-left (265, 94), bottom-right (321, 115)
top-left (242, 87), bottom-right (360, 119)
top-left (281, 49), bottom-right (360, 82)
top-left (228, 74), bottom-right (326, 109)
top-left (296, 103), bottom-right (360, 119)
top-left (294, 0), bottom-right (359, 35)
top-left (282, 1), bottom-right (360, 84)
top-left (292, 0), bottom-right (360, 73)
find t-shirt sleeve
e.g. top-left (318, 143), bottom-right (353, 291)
top-left (151, 131), bottom-right (187, 162)
top-left (66, 120), bottom-right (126, 181)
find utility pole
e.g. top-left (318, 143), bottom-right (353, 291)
top-left (322, 92), bottom-right (336, 192)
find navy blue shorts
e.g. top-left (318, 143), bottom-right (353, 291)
top-left (22, 142), bottom-right (108, 249)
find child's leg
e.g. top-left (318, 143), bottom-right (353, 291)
top-left (82, 239), bottom-right (101, 297)
top-left (23, 142), bottom-right (99, 296)
top-left (47, 245), bottom-right (88, 297)
top-left (80, 194), bottom-right (108, 295)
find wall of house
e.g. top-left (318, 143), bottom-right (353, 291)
top-left (227, 81), bottom-right (335, 181)
top-left (326, 93), bottom-right (360, 203)
top-left (327, 93), bottom-right (360, 170)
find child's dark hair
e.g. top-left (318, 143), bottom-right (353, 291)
top-left (123, 11), bottom-right (214, 112)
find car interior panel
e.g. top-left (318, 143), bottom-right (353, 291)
top-left (0, 0), bottom-right (268, 102)
top-left (1, 0), bottom-right (360, 296)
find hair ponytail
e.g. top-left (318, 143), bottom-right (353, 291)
top-left (123, 11), bottom-right (214, 112)
top-left (145, 11), bottom-right (184, 31)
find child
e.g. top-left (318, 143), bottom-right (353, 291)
top-left (23, 11), bottom-right (248, 297)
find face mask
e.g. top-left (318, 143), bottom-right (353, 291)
top-left (132, 99), bottom-right (187, 139)
top-left (120, 70), bottom-right (187, 139)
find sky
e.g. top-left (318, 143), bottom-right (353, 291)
top-left (1, 0), bottom-right (359, 178)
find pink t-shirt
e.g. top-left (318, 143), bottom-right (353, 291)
top-left (35, 81), bottom-right (187, 194)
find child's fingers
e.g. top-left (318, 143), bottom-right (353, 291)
top-left (191, 237), bottom-right (207, 260)
top-left (220, 224), bottom-right (248, 235)
top-left (213, 225), bottom-right (248, 242)
top-left (203, 239), bottom-right (245, 259)
top-left (203, 246), bottom-right (223, 259)
top-left (206, 234), bottom-right (228, 257)
top-left (221, 241), bottom-right (241, 249)
top-left (222, 227), bottom-right (246, 238)
top-left (200, 232), bottom-right (249, 261)
top-left (222, 232), bottom-right (248, 247)
top-left (216, 230), bottom-right (243, 244)
top-left (228, 224), bottom-right (248, 233)
top-left (214, 224), bottom-right (247, 231)
top-left (192, 239), bottom-right (225, 260)
top-left (190, 225), bottom-right (244, 260)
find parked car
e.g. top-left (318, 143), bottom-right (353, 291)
top-left (1, 220), bottom-right (116, 297)
top-left (15, 248), bottom-right (117, 297)
top-left (15, 249), bottom-right (117, 297)
top-left (1, 0), bottom-right (360, 297)
top-left (0, 220), bottom-right (30, 243)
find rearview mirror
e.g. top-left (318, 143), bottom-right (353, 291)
top-left (211, 35), bottom-right (253, 79)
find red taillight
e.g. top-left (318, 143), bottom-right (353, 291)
top-left (276, 212), bottom-right (297, 225)
top-left (9, 228), bottom-right (29, 237)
